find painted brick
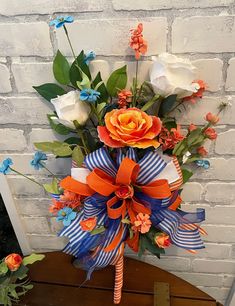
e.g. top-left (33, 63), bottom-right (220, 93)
top-left (15, 198), bottom-right (51, 216)
top-left (223, 275), bottom-right (235, 288)
top-left (226, 58), bottom-right (235, 91)
top-left (7, 176), bottom-right (46, 197)
top-left (193, 59), bottom-right (223, 92)
top-left (11, 62), bottom-right (54, 93)
top-left (173, 272), bottom-right (223, 287)
top-left (215, 130), bottom-right (235, 155)
top-left (113, 61), bottom-right (152, 87)
top-left (197, 287), bottom-right (229, 304)
top-left (0, 63), bottom-right (12, 93)
top-left (0, 129), bottom-right (26, 151)
top-left (0, 97), bottom-right (52, 125)
top-left (49, 217), bottom-right (64, 233)
top-left (0, 153), bottom-right (71, 175)
top-left (28, 235), bottom-right (67, 250)
top-left (193, 259), bottom-right (235, 274)
top-left (142, 256), bottom-right (191, 272)
top-left (23, 216), bottom-right (50, 234)
top-left (205, 183), bottom-right (235, 204)
top-left (174, 96), bottom-right (235, 126)
top-left (112, 0), bottom-right (234, 10)
top-left (180, 182), bottom-right (203, 202)
top-left (165, 243), bottom-right (231, 259)
top-left (203, 225), bottom-right (235, 243)
top-left (172, 16), bottom-right (235, 53)
top-left (0, 0), bottom-right (104, 15)
top-left (57, 19), bottom-right (167, 56)
top-left (192, 158), bottom-right (235, 181)
top-left (0, 22), bottom-right (52, 56)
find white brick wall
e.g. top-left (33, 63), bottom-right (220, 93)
top-left (0, 2), bottom-right (234, 304)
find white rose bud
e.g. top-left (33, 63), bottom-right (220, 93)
top-left (51, 91), bottom-right (91, 129)
top-left (150, 53), bottom-right (198, 98)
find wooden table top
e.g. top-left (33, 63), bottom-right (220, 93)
top-left (18, 251), bottom-right (222, 306)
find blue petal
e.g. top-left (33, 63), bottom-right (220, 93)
top-left (64, 16), bottom-right (74, 23)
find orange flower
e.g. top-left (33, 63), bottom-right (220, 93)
top-left (205, 112), bottom-right (219, 125)
top-left (115, 185), bottom-right (134, 199)
top-left (188, 123), bottom-right (197, 132)
top-left (118, 90), bottom-right (132, 108)
top-left (49, 199), bottom-right (65, 214)
top-left (183, 80), bottom-right (206, 104)
top-left (97, 108), bottom-right (162, 148)
top-left (197, 146), bottom-right (208, 157)
top-left (132, 213), bottom-right (151, 234)
top-left (159, 125), bottom-right (185, 151)
top-left (5, 253), bottom-right (23, 271)
top-left (204, 127), bottom-right (217, 140)
top-left (60, 190), bottom-right (82, 209)
top-left (155, 233), bottom-right (171, 249)
top-left (80, 217), bottom-right (97, 231)
top-left (130, 23), bottom-right (148, 60)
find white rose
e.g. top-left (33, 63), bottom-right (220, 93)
top-left (51, 91), bottom-right (91, 129)
top-left (150, 53), bottom-right (199, 98)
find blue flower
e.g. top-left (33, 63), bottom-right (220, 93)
top-left (80, 89), bottom-right (101, 103)
top-left (0, 158), bottom-right (13, 174)
top-left (49, 16), bottom-right (74, 29)
top-left (30, 151), bottom-right (47, 170)
top-left (57, 207), bottom-right (77, 226)
top-left (84, 51), bottom-right (96, 65)
top-left (195, 159), bottom-right (210, 169)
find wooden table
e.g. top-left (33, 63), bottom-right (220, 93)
top-left (19, 252), bottom-right (223, 306)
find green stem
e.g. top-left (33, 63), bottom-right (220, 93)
top-left (9, 168), bottom-right (42, 187)
top-left (39, 162), bottom-right (56, 177)
top-left (77, 130), bottom-right (89, 154)
top-left (132, 60), bottom-right (139, 107)
top-left (165, 100), bottom-right (184, 116)
top-left (63, 25), bottom-right (77, 62)
top-left (91, 104), bottom-right (102, 125)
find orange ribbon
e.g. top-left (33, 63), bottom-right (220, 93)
top-left (60, 157), bottom-right (182, 252)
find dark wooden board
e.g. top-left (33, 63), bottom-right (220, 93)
top-left (28, 252), bottom-right (215, 301)
top-left (19, 283), bottom-right (217, 306)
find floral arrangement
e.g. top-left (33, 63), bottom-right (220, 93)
top-left (0, 16), bottom-right (229, 304)
top-left (0, 253), bottom-right (44, 306)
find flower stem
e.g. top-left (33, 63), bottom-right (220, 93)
top-left (132, 60), bottom-right (139, 107)
top-left (39, 162), bottom-right (56, 177)
top-left (9, 168), bottom-right (43, 187)
top-left (63, 25), bottom-right (77, 62)
top-left (166, 100), bottom-right (184, 116)
top-left (77, 130), bottom-right (89, 154)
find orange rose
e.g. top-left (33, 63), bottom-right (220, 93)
top-left (155, 233), bottom-right (171, 248)
top-left (80, 217), bottom-right (97, 231)
top-left (197, 146), bottom-right (208, 157)
top-left (5, 253), bottom-right (23, 271)
top-left (205, 112), bottom-right (219, 125)
top-left (97, 108), bottom-right (161, 148)
top-left (204, 127), bottom-right (217, 140)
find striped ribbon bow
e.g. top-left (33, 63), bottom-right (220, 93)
top-left (58, 147), bottom-right (206, 302)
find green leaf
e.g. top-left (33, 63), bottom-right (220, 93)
top-left (53, 50), bottom-right (70, 85)
top-left (12, 264), bottom-right (28, 279)
top-left (72, 146), bottom-right (84, 167)
top-left (22, 284), bottom-right (33, 290)
top-left (64, 137), bottom-right (82, 146)
top-left (141, 95), bottom-right (160, 112)
top-left (47, 114), bottom-right (71, 135)
top-left (172, 138), bottom-right (188, 156)
top-left (96, 102), bottom-right (106, 115)
top-left (53, 144), bottom-right (73, 157)
top-left (43, 178), bottom-right (60, 194)
top-left (181, 168), bottom-right (193, 184)
top-left (163, 117), bottom-right (177, 130)
top-left (0, 262), bottom-right (8, 276)
top-left (69, 51), bottom-right (91, 87)
top-left (159, 94), bottom-right (177, 117)
top-left (187, 128), bottom-right (203, 146)
top-left (106, 65), bottom-right (127, 97)
top-left (90, 226), bottom-right (106, 235)
top-left (34, 141), bottom-right (64, 152)
top-left (92, 72), bottom-right (109, 102)
top-left (138, 233), bottom-right (165, 259)
top-left (22, 254), bottom-right (45, 266)
top-left (33, 83), bottom-right (66, 102)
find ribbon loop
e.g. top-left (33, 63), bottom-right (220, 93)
top-left (116, 157), bottom-right (140, 185)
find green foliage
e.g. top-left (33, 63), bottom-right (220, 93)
top-left (53, 50), bottom-right (70, 85)
top-left (33, 83), bottom-right (66, 102)
top-left (90, 226), bottom-right (106, 235)
top-left (181, 168), bottom-right (193, 184)
top-left (43, 178), bottom-right (60, 194)
top-left (72, 146), bottom-right (84, 167)
top-left (0, 263), bottom-right (8, 276)
top-left (141, 95), bottom-right (160, 112)
top-left (159, 94), bottom-right (177, 117)
top-left (163, 117), bottom-right (177, 130)
top-left (34, 141), bottom-right (73, 157)
top-left (106, 65), bottom-right (127, 97)
top-left (69, 51), bottom-right (91, 87)
top-left (47, 114), bottom-right (71, 135)
top-left (22, 254), bottom-right (45, 266)
top-left (92, 72), bottom-right (109, 102)
top-left (138, 230), bottom-right (165, 259)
